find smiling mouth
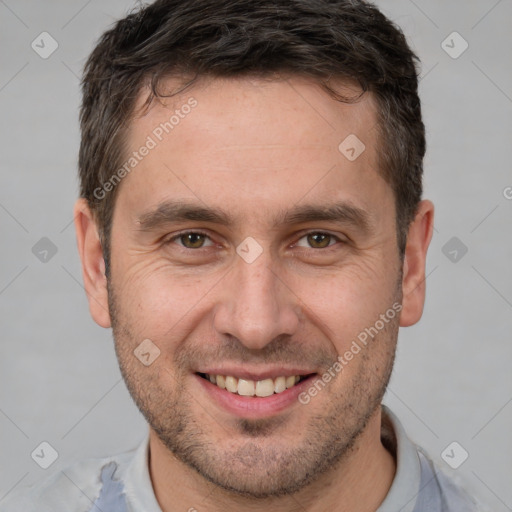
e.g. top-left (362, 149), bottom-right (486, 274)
top-left (197, 373), bottom-right (314, 397)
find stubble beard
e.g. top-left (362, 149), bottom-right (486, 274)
top-left (107, 277), bottom-right (400, 499)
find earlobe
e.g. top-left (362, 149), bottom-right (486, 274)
top-left (73, 198), bottom-right (111, 328)
top-left (399, 200), bottom-right (435, 327)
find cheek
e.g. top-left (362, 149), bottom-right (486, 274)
top-left (114, 263), bottom-right (216, 343)
top-left (286, 262), bottom-right (399, 347)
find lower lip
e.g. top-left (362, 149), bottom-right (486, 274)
top-left (195, 374), bottom-right (316, 419)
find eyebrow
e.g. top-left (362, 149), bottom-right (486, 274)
top-left (136, 199), bottom-right (373, 233)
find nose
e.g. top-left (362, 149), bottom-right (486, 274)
top-left (212, 249), bottom-right (300, 351)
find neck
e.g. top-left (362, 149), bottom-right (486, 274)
top-left (148, 406), bottom-right (396, 512)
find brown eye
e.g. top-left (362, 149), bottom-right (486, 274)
top-left (166, 231), bottom-right (214, 249)
top-left (179, 232), bottom-right (208, 248)
top-left (303, 232), bottom-right (335, 249)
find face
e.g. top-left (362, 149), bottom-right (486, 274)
top-left (102, 76), bottom-right (405, 497)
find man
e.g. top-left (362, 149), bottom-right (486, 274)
top-left (2, 0), bottom-right (480, 510)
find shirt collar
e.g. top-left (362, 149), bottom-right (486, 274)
top-left (122, 427), bottom-right (163, 512)
top-left (377, 405), bottom-right (422, 512)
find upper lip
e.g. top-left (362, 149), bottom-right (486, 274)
top-left (196, 367), bottom-right (316, 381)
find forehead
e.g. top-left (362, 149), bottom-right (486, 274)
top-left (116, 76), bottom-right (391, 229)
top-left (133, 75), bottom-right (378, 149)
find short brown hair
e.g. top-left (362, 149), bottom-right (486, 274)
top-left (79, 0), bottom-right (425, 277)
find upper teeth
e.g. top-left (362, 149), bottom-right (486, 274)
top-left (206, 374), bottom-right (301, 397)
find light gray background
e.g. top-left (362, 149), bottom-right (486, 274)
top-left (0, 0), bottom-right (511, 510)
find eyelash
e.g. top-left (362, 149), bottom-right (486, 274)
top-left (164, 230), bottom-right (345, 252)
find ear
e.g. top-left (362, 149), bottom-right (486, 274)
top-left (73, 198), bottom-right (111, 328)
top-left (399, 200), bottom-right (435, 327)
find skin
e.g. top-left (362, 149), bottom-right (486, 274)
top-left (75, 76), bottom-right (434, 512)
